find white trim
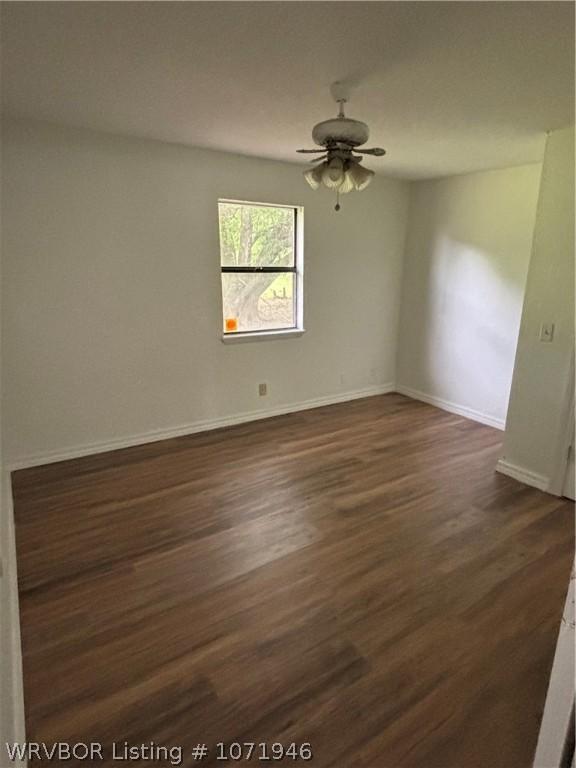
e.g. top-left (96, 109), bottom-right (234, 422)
top-left (0, 471), bottom-right (26, 764)
top-left (218, 198), bottom-right (303, 210)
top-left (495, 458), bottom-right (550, 492)
top-left (8, 384), bottom-right (395, 471)
top-left (533, 570), bottom-right (575, 768)
top-left (222, 328), bottom-right (305, 344)
top-left (395, 384), bottom-right (505, 430)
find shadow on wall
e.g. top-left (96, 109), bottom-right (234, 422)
top-left (397, 163), bottom-right (542, 428)
top-left (426, 236), bottom-right (528, 412)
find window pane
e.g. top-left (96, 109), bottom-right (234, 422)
top-left (218, 202), bottom-right (295, 268)
top-left (222, 272), bottom-right (296, 333)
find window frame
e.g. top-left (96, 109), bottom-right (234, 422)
top-left (218, 199), bottom-right (305, 342)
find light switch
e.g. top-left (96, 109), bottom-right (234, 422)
top-left (539, 323), bottom-right (555, 342)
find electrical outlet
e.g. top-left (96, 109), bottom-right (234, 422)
top-left (539, 323), bottom-right (555, 343)
top-left (258, 383), bottom-right (267, 396)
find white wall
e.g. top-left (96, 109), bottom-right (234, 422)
top-left (499, 126), bottom-right (575, 491)
top-left (396, 164), bottom-right (542, 428)
top-left (1, 118), bottom-right (409, 466)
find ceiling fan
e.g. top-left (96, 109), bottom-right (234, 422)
top-left (297, 82), bottom-right (386, 210)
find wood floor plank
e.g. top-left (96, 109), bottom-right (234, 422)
top-left (12, 393), bottom-right (574, 767)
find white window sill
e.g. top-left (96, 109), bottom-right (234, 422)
top-left (221, 328), bottom-right (305, 344)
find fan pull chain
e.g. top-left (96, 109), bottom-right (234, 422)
top-left (335, 190), bottom-right (341, 212)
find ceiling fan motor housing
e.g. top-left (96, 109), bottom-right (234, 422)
top-left (312, 117), bottom-right (370, 148)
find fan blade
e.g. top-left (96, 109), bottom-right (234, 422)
top-left (309, 155), bottom-right (327, 162)
top-left (353, 147), bottom-right (386, 156)
top-left (296, 149), bottom-right (326, 153)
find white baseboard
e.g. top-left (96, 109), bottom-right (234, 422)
top-left (395, 384), bottom-right (505, 430)
top-left (8, 383), bottom-right (395, 471)
top-left (495, 458), bottom-right (550, 492)
top-left (0, 471), bottom-right (26, 763)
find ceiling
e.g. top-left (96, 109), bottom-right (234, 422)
top-left (1, 2), bottom-right (574, 179)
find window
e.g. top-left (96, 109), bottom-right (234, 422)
top-left (218, 200), bottom-right (303, 338)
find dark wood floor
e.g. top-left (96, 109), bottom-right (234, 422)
top-left (12, 394), bottom-right (574, 768)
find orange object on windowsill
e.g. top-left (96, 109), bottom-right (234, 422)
top-left (225, 318), bottom-right (238, 332)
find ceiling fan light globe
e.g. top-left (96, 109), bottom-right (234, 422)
top-left (303, 167), bottom-right (321, 190)
top-left (321, 157), bottom-right (345, 189)
top-left (338, 170), bottom-right (355, 194)
top-left (358, 169), bottom-right (375, 191)
top-left (327, 156), bottom-right (344, 180)
top-left (348, 163), bottom-right (375, 191)
top-left (321, 168), bottom-right (343, 189)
